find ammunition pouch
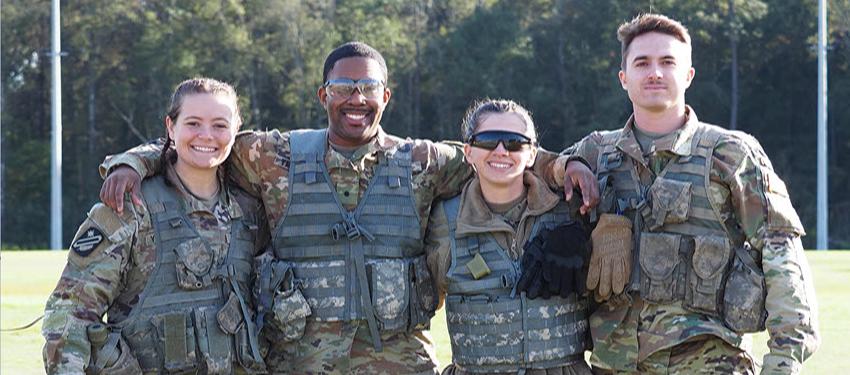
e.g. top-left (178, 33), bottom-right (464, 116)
top-left (722, 245), bottom-right (767, 333)
top-left (254, 259), bottom-right (292, 334)
top-left (686, 236), bottom-right (731, 315)
top-left (194, 305), bottom-right (233, 374)
top-left (123, 303), bottom-right (265, 374)
top-left (365, 255), bottom-right (438, 332)
top-left (409, 255), bottom-right (438, 331)
top-left (174, 238), bottom-right (214, 290)
top-left (647, 177), bottom-right (691, 229)
top-left (367, 258), bottom-right (410, 331)
top-left (270, 275), bottom-right (311, 342)
top-left (639, 233), bottom-right (685, 303)
top-left (638, 232), bottom-right (767, 334)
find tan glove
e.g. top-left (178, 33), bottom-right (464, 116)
top-left (587, 214), bottom-right (633, 302)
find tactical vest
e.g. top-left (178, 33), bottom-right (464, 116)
top-left (110, 176), bottom-right (264, 374)
top-left (595, 123), bottom-right (767, 332)
top-left (442, 196), bottom-right (588, 373)
top-left (272, 129), bottom-right (436, 349)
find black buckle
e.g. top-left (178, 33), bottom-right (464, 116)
top-left (331, 220), bottom-right (361, 240)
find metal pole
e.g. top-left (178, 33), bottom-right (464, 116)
top-left (816, 0), bottom-right (828, 250)
top-left (1, 0), bottom-right (4, 249)
top-left (50, 0), bottom-right (63, 250)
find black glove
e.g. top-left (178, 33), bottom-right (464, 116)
top-left (515, 228), bottom-right (551, 299)
top-left (541, 222), bottom-right (590, 298)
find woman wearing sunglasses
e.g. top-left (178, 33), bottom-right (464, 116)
top-left (426, 99), bottom-right (592, 374)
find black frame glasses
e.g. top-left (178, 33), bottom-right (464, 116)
top-left (323, 78), bottom-right (385, 99)
top-left (468, 130), bottom-right (535, 152)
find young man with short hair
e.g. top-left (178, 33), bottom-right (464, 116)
top-left (571, 13), bottom-right (819, 374)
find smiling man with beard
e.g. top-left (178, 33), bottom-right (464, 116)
top-left (97, 42), bottom-right (598, 374)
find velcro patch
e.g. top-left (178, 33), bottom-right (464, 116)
top-left (71, 227), bottom-right (105, 257)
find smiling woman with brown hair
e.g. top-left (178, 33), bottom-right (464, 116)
top-left (42, 78), bottom-right (268, 374)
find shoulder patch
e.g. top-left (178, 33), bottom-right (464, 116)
top-left (87, 203), bottom-right (136, 243)
top-left (71, 227), bottom-right (105, 257)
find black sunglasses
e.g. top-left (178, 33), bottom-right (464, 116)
top-left (468, 130), bottom-right (535, 152)
top-left (323, 78), bottom-right (385, 99)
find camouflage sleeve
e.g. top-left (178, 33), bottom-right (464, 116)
top-left (713, 137), bottom-right (818, 374)
top-left (228, 129), bottom-right (291, 200)
top-left (415, 140), bottom-right (472, 199)
top-left (98, 139), bottom-right (165, 179)
top-left (42, 203), bottom-right (137, 374)
top-left (560, 132), bottom-right (605, 173)
top-left (424, 201), bottom-right (452, 309)
top-left (531, 148), bottom-right (568, 189)
top-left (760, 233), bottom-right (819, 374)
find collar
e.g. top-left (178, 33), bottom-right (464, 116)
top-left (455, 171), bottom-right (560, 236)
top-left (617, 106), bottom-right (701, 162)
top-left (164, 162), bottom-right (242, 220)
top-left (326, 126), bottom-right (397, 169)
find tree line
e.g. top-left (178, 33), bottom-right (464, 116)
top-left (2, 0), bottom-right (849, 249)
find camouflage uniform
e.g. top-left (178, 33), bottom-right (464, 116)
top-left (101, 126), bottom-right (567, 375)
top-left (567, 107), bottom-right (819, 374)
top-left (43, 164), bottom-right (269, 374)
top-left (425, 172), bottom-right (592, 375)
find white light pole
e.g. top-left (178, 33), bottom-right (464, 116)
top-left (50, 0), bottom-right (63, 250)
top-left (816, 0), bottom-right (828, 250)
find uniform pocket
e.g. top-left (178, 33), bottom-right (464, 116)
top-left (723, 247), bottom-right (767, 333)
top-left (216, 292), bottom-right (244, 335)
top-left (368, 258), bottom-right (409, 330)
top-left (193, 306), bottom-right (233, 374)
top-left (649, 177), bottom-right (692, 227)
top-left (174, 238), bottom-right (214, 290)
top-left (153, 311), bottom-right (197, 373)
top-left (409, 255), bottom-right (438, 331)
top-left (639, 233), bottom-right (682, 303)
top-left (271, 284), bottom-right (312, 342)
top-left (686, 236), bottom-right (731, 315)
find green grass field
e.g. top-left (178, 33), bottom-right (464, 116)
top-left (2, 250), bottom-right (844, 374)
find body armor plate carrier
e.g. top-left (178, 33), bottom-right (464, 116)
top-left (272, 129), bottom-right (438, 350)
top-left (595, 123), bottom-right (767, 333)
top-left (111, 175), bottom-right (264, 374)
top-left (442, 196), bottom-right (588, 373)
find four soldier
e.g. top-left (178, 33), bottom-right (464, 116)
top-left (43, 12), bottom-right (819, 375)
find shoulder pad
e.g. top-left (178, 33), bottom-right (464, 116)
top-left (86, 203), bottom-right (136, 243)
top-left (68, 204), bottom-right (135, 268)
top-left (595, 129), bottom-right (623, 146)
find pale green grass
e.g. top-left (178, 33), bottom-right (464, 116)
top-left (2, 250), bottom-right (843, 373)
top-left (1, 251), bottom-right (68, 374)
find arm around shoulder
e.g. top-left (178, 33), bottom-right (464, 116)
top-left (424, 199), bottom-right (454, 307)
top-left (99, 139), bottom-right (165, 179)
top-left (421, 140), bottom-right (472, 199)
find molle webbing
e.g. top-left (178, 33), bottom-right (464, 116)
top-left (596, 126), bottom-right (729, 237)
top-left (113, 176), bottom-right (258, 372)
top-left (273, 129), bottom-right (423, 341)
top-left (595, 124), bottom-right (748, 304)
top-left (446, 296), bottom-right (587, 372)
top-left (443, 196), bottom-right (587, 371)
